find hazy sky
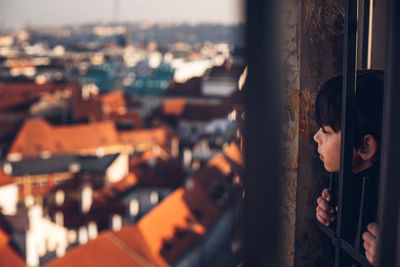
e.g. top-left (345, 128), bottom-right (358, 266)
top-left (0, 0), bottom-right (244, 28)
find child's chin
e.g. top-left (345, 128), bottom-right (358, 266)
top-left (324, 164), bottom-right (339, 173)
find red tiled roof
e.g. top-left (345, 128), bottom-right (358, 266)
top-left (0, 82), bottom-right (80, 110)
top-left (0, 170), bottom-right (13, 187)
top-left (136, 185), bottom-right (221, 266)
top-left (0, 228), bottom-right (25, 267)
top-left (100, 91), bottom-right (127, 115)
top-left (161, 98), bottom-right (187, 116)
top-left (120, 127), bottom-right (177, 154)
top-left (44, 232), bottom-right (153, 267)
top-left (46, 148), bottom-right (242, 267)
top-left (7, 118), bottom-right (124, 159)
top-left (74, 99), bottom-right (103, 122)
top-left (0, 228), bottom-right (9, 246)
top-left (0, 244), bottom-right (25, 267)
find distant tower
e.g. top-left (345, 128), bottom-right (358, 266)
top-left (113, 0), bottom-right (121, 24)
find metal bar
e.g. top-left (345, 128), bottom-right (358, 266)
top-left (341, 238), bottom-right (372, 266)
top-left (318, 225), bottom-right (372, 266)
top-left (335, 0), bottom-right (359, 266)
top-left (376, 0), bottom-right (400, 265)
top-left (355, 177), bottom-right (368, 251)
top-left (244, 0), bottom-right (283, 266)
top-left (361, 0), bottom-right (373, 69)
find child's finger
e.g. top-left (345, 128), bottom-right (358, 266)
top-left (363, 239), bottom-right (371, 251)
top-left (362, 231), bottom-right (377, 247)
top-left (316, 206), bottom-right (335, 224)
top-left (317, 197), bottom-right (334, 213)
top-left (367, 223), bottom-right (379, 237)
top-left (316, 206), bottom-right (330, 220)
top-left (365, 251), bottom-right (376, 266)
top-left (321, 188), bottom-right (331, 202)
top-left (316, 212), bottom-right (330, 226)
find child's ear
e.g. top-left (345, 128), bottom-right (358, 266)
top-left (358, 135), bottom-right (378, 161)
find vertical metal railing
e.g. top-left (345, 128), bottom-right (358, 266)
top-left (244, 0), bottom-right (283, 266)
top-left (318, 0), bottom-right (376, 266)
top-left (335, 0), bottom-right (359, 265)
top-left (376, 0), bottom-right (400, 265)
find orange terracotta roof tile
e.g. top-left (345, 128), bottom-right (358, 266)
top-left (0, 228), bottom-right (10, 247)
top-left (0, 244), bottom-right (25, 267)
top-left (100, 91), bottom-right (127, 115)
top-left (120, 127), bottom-right (177, 153)
top-left (74, 99), bottom-right (103, 122)
top-left (44, 232), bottom-right (153, 267)
top-left (0, 82), bottom-right (80, 110)
top-left (194, 152), bottom-right (243, 210)
top-left (0, 170), bottom-right (13, 187)
top-left (161, 99), bottom-right (187, 116)
top-left (7, 118), bottom-right (124, 159)
top-left (136, 185), bottom-right (221, 266)
top-left (113, 226), bottom-right (163, 267)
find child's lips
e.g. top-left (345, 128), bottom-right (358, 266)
top-left (319, 153), bottom-right (324, 160)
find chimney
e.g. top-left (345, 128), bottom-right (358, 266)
top-left (55, 190), bottom-right (65, 207)
top-left (67, 230), bottom-right (77, 244)
top-left (171, 137), bottom-right (179, 158)
top-left (81, 184), bottom-right (93, 214)
top-left (150, 191), bottom-right (159, 205)
top-left (183, 148), bottom-right (192, 170)
top-left (111, 214), bottom-right (122, 231)
top-left (88, 221), bottom-right (98, 240)
top-left (78, 226), bottom-right (88, 245)
top-left (3, 162), bottom-right (12, 175)
top-left (129, 199), bottom-right (139, 217)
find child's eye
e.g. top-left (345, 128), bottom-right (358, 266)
top-left (321, 127), bottom-right (329, 134)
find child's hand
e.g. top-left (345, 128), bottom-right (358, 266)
top-left (316, 188), bottom-right (337, 226)
top-left (362, 223), bottom-right (379, 266)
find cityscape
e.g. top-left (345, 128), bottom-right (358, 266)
top-left (0, 19), bottom-right (246, 267)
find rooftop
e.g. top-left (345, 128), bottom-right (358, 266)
top-left (7, 118), bottom-right (124, 160)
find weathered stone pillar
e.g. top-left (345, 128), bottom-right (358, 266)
top-left (281, 0), bottom-right (345, 266)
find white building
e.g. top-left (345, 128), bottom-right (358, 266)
top-left (0, 171), bottom-right (18, 215)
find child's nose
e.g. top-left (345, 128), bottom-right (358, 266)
top-left (313, 129), bottom-right (321, 144)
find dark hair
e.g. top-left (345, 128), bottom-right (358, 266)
top-left (315, 70), bottom-right (384, 149)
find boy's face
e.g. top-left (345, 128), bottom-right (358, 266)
top-left (313, 126), bottom-right (341, 172)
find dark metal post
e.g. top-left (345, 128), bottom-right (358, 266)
top-left (376, 0), bottom-right (400, 265)
top-left (335, 0), bottom-right (358, 266)
top-left (244, 0), bottom-right (283, 266)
